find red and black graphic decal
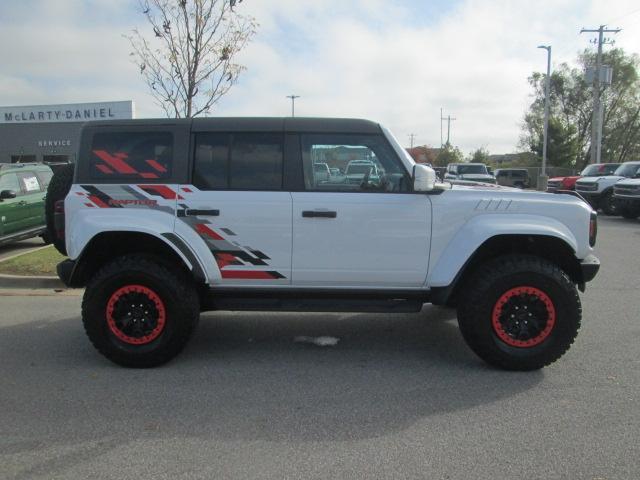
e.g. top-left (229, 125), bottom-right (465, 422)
top-left (137, 184), bottom-right (183, 200)
top-left (80, 185), bottom-right (123, 209)
top-left (93, 150), bottom-right (167, 180)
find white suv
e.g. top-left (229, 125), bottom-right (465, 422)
top-left (575, 161), bottom-right (640, 215)
top-left (52, 117), bottom-right (599, 370)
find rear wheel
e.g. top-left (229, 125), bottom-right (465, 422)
top-left (45, 163), bottom-right (74, 255)
top-left (457, 255), bottom-right (581, 370)
top-left (601, 190), bottom-right (617, 216)
top-left (82, 255), bottom-right (200, 367)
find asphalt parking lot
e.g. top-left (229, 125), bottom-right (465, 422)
top-left (0, 238), bottom-right (45, 262)
top-left (1, 216), bottom-right (639, 480)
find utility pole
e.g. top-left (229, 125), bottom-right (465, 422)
top-left (440, 107), bottom-right (443, 148)
top-left (408, 134), bottom-right (416, 148)
top-left (286, 95), bottom-right (300, 117)
top-left (580, 25), bottom-right (621, 164)
top-left (440, 112), bottom-right (456, 146)
top-left (537, 45), bottom-right (551, 191)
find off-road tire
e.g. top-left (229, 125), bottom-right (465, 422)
top-left (82, 255), bottom-right (200, 368)
top-left (601, 190), bottom-right (617, 216)
top-left (457, 254), bottom-right (581, 371)
top-left (45, 163), bottom-right (74, 255)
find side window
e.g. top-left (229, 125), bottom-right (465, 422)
top-left (90, 131), bottom-right (173, 180)
top-left (36, 170), bottom-right (54, 191)
top-left (0, 173), bottom-right (21, 194)
top-left (17, 173), bottom-right (41, 193)
top-left (300, 134), bottom-right (410, 192)
top-left (193, 132), bottom-right (283, 190)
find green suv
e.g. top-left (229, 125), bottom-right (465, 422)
top-left (0, 163), bottom-right (53, 245)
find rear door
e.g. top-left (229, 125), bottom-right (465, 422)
top-left (179, 131), bottom-right (291, 285)
top-left (16, 171), bottom-right (45, 228)
top-left (291, 133), bottom-right (431, 288)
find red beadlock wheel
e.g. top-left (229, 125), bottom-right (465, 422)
top-left (106, 285), bottom-right (166, 345)
top-left (491, 286), bottom-right (556, 348)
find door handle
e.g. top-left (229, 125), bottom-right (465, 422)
top-left (302, 210), bottom-right (337, 218)
top-left (185, 209), bottom-right (220, 216)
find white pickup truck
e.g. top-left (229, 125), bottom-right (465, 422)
top-left (49, 117), bottom-right (599, 370)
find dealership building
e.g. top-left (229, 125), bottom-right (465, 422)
top-left (0, 101), bottom-right (135, 164)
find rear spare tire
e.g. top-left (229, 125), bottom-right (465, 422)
top-left (45, 163), bottom-right (74, 255)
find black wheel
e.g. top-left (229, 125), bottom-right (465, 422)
top-left (457, 255), bottom-right (581, 371)
top-left (600, 190), bottom-right (617, 216)
top-left (82, 255), bottom-right (200, 367)
top-left (45, 163), bottom-right (75, 255)
top-left (41, 230), bottom-right (53, 245)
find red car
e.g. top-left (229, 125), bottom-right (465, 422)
top-left (547, 163), bottom-right (620, 192)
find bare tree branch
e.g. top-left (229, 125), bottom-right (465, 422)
top-left (125, 0), bottom-right (257, 118)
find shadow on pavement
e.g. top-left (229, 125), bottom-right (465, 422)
top-left (0, 305), bottom-right (543, 464)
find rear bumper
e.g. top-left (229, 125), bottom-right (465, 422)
top-left (580, 254), bottom-right (600, 283)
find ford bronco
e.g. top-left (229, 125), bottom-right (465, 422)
top-left (52, 118), bottom-right (600, 370)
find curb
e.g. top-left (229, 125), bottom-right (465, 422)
top-left (0, 273), bottom-right (64, 289)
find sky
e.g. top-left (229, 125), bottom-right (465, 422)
top-left (0, 0), bottom-right (639, 154)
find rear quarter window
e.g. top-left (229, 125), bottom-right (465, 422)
top-left (89, 131), bottom-right (173, 180)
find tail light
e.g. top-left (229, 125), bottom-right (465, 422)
top-left (589, 211), bottom-right (597, 247)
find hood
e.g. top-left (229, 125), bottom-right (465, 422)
top-left (459, 173), bottom-right (494, 180)
top-left (450, 180), bottom-right (517, 191)
top-left (578, 175), bottom-right (624, 183)
top-left (550, 176), bottom-right (579, 181)
top-left (616, 178), bottom-right (640, 186)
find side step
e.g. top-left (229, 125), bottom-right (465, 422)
top-left (203, 288), bottom-right (429, 313)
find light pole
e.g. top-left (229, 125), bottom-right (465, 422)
top-left (537, 45), bottom-right (551, 191)
top-left (286, 95), bottom-right (300, 117)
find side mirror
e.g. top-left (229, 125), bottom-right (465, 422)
top-left (413, 164), bottom-right (436, 192)
top-left (0, 190), bottom-right (17, 200)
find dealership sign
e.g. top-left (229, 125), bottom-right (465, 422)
top-left (0, 101), bottom-right (134, 124)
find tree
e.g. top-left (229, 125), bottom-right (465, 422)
top-left (469, 148), bottom-right (490, 163)
top-left (127, 0), bottom-right (257, 118)
top-left (434, 145), bottom-right (464, 167)
top-left (521, 48), bottom-right (640, 169)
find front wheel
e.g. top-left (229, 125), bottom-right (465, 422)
top-left (82, 255), bottom-right (200, 367)
top-left (457, 255), bottom-right (581, 371)
top-left (601, 190), bottom-right (617, 216)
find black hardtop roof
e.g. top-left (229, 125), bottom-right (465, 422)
top-left (84, 117), bottom-right (382, 134)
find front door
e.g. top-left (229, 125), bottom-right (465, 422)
top-left (180, 132), bottom-right (291, 285)
top-left (0, 172), bottom-right (30, 236)
top-left (291, 133), bottom-right (431, 288)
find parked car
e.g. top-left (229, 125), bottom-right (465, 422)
top-left (0, 163), bottom-right (53, 245)
top-left (53, 117), bottom-right (599, 371)
top-left (494, 169), bottom-right (530, 188)
top-left (313, 162), bottom-right (331, 182)
top-left (612, 165), bottom-right (640, 219)
top-left (344, 159), bottom-right (380, 184)
top-left (575, 161), bottom-right (640, 215)
top-left (444, 163), bottom-right (496, 184)
top-left (547, 163), bottom-right (620, 193)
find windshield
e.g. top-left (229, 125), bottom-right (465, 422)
top-left (581, 164), bottom-right (619, 176)
top-left (614, 163), bottom-right (640, 178)
top-left (458, 164), bottom-right (488, 175)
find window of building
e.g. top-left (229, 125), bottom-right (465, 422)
top-left (11, 155), bottom-right (37, 163)
top-left (300, 134), bottom-right (410, 192)
top-left (90, 132), bottom-right (173, 180)
top-left (43, 155), bottom-right (70, 164)
top-left (193, 133), bottom-right (283, 190)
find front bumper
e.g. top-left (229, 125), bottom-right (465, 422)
top-left (613, 195), bottom-right (640, 207)
top-left (580, 254), bottom-right (600, 283)
top-left (575, 191), bottom-right (600, 207)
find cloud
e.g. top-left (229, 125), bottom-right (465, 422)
top-left (0, 0), bottom-right (639, 154)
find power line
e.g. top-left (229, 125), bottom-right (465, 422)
top-left (440, 112), bottom-right (457, 146)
